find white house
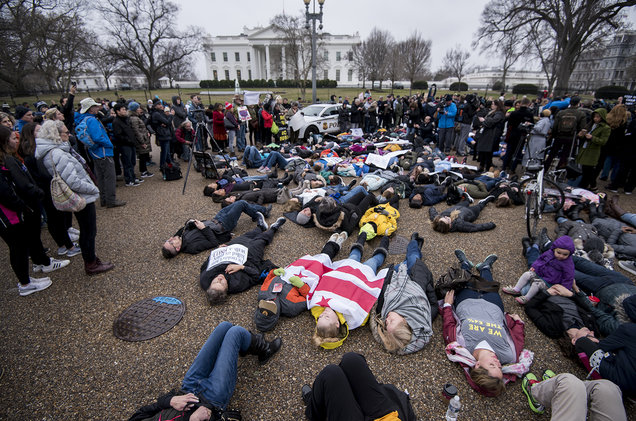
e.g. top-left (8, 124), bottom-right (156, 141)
top-left (437, 68), bottom-right (550, 91)
top-left (203, 26), bottom-right (362, 86)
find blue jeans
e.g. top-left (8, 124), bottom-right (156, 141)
top-left (237, 123), bottom-right (246, 151)
top-left (622, 213), bottom-right (636, 227)
top-left (340, 186), bottom-right (368, 203)
top-left (572, 255), bottom-right (632, 293)
top-left (181, 322), bottom-right (251, 410)
top-left (348, 248), bottom-right (385, 274)
top-left (406, 127), bottom-right (416, 136)
top-left (474, 175), bottom-right (502, 191)
top-left (243, 146), bottom-right (265, 168)
top-left (214, 200), bottom-right (267, 232)
top-left (119, 145), bottom-right (136, 183)
top-left (600, 156), bottom-right (620, 182)
top-left (402, 239), bottom-right (421, 272)
top-left (159, 140), bottom-right (172, 168)
top-left (263, 151), bottom-right (288, 169)
top-left (454, 261), bottom-right (505, 313)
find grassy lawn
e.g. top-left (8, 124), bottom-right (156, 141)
top-left (4, 86), bottom-right (514, 109)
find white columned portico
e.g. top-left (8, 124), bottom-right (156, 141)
top-left (265, 45), bottom-right (271, 80)
top-left (249, 45), bottom-right (255, 80)
top-left (281, 46), bottom-right (286, 79)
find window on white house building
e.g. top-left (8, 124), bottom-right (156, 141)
top-left (223, 52), bottom-right (228, 62)
top-left (324, 51), bottom-right (328, 60)
top-left (348, 51), bottom-right (353, 61)
top-left (248, 69), bottom-right (252, 79)
top-left (211, 52), bottom-right (216, 62)
top-left (336, 69), bottom-right (340, 81)
top-left (324, 69), bottom-right (328, 79)
top-left (336, 52), bottom-right (341, 61)
top-left (225, 70), bottom-right (230, 80)
top-left (213, 70), bottom-right (218, 80)
top-left (348, 69), bottom-right (353, 81)
top-left (237, 70), bottom-right (242, 80)
top-left (235, 52), bottom-right (240, 61)
top-left (247, 52), bottom-right (251, 62)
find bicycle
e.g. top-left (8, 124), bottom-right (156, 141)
top-left (520, 147), bottom-right (566, 239)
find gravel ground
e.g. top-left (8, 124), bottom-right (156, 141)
top-left (0, 153), bottom-right (635, 420)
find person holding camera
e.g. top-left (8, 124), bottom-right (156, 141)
top-left (436, 94), bottom-right (457, 153)
top-left (502, 97), bottom-right (535, 173)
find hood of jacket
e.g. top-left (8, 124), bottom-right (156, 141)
top-left (74, 111), bottom-right (91, 125)
top-left (552, 235), bottom-right (575, 254)
top-left (34, 136), bottom-right (70, 160)
top-left (592, 108), bottom-right (608, 124)
top-left (172, 96), bottom-right (181, 106)
top-left (310, 306), bottom-right (349, 349)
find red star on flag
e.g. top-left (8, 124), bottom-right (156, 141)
top-left (316, 297), bottom-right (331, 307)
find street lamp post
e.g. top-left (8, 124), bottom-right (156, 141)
top-left (304, 0), bottom-right (325, 104)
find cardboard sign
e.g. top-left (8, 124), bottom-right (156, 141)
top-left (206, 244), bottom-right (248, 271)
top-left (624, 95), bottom-right (635, 106)
top-left (237, 106), bottom-right (251, 122)
top-left (288, 112), bottom-right (305, 131)
top-left (351, 128), bottom-right (363, 137)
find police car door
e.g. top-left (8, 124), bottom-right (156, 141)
top-left (320, 106), bottom-right (340, 134)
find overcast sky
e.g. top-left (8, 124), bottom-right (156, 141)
top-left (178, 0), bottom-right (493, 78)
top-left (177, 0), bottom-right (636, 79)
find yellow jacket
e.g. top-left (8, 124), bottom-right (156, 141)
top-left (359, 204), bottom-right (400, 237)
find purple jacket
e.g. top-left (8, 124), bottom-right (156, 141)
top-left (531, 236), bottom-right (576, 289)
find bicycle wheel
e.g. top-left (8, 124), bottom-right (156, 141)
top-left (520, 177), bottom-right (566, 212)
top-left (525, 189), bottom-right (540, 239)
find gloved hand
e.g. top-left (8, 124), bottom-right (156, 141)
top-left (273, 268), bottom-right (285, 276)
top-left (289, 276), bottom-right (304, 288)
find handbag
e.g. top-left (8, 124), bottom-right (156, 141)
top-left (50, 167), bottom-right (86, 212)
top-left (270, 121), bottom-right (279, 135)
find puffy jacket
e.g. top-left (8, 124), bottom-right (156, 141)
top-left (129, 112), bottom-right (151, 154)
top-left (593, 217), bottom-right (636, 259)
top-left (429, 203), bottom-right (496, 233)
top-left (0, 166), bottom-right (25, 229)
top-left (171, 96), bottom-right (188, 128)
top-left (359, 203), bottom-right (399, 237)
top-left (437, 102), bottom-right (457, 129)
top-left (74, 112), bottom-right (113, 159)
top-left (576, 108), bottom-right (610, 167)
top-left (35, 137), bottom-right (100, 204)
top-left (150, 108), bottom-right (174, 142)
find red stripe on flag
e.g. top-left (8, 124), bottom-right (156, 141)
top-left (314, 275), bottom-right (379, 311)
top-left (334, 266), bottom-right (385, 288)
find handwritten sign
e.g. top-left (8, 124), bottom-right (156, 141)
top-left (206, 244), bottom-right (248, 271)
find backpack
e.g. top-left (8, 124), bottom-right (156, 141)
top-left (556, 113), bottom-right (578, 137)
top-left (75, 118), bottom-right (95, 148)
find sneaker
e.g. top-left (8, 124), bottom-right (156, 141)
top-left (270, 217), bottom-right (286, 231)
top-left (626, 190), bottom-right (632, 195)
top-left (301, 384), bottom-right (312, 406)
top-left (125, 182), bottom-right (140, 187)
top-left (40, 258), bottom-right (70, 273)
top-left (135, 178), bottom-right (144, 183)
top-left (141, 171), bottom-right (154, 178)
top-left (479, 195), bottom-right (495, 205)
top-left (255, 212), bottom-right (268, 231)
top-left (257, 166), bottom-right (270, 174)
top-left (454, 249), bottom-right (474, 269)
top-left (66, 244), bottom-right (82, 257)
top-left (57, 246), bottom-right (69, 256)
top-left (542, 369), bottom-right (556, 381)
top-left (516, 296), bottom-right (529, 305)
top-left (618, 260), bottom-right (636, 276)
top-left (18, 280), bottom-right (52, 296)
top-left (476, 254), bottom-right (498, 271)
top-left (106, 200), bottom-right (127, 208)
top-left (502, 286), bottom-right (521, 296)
top-left (68, 227), bottom-right (80, 235)
top-left (522, 373), bottom-right (545, 414)
top-left (263, 204), bottom-right (273, 218)
top-left (29, 276), bottom-right (51, 285)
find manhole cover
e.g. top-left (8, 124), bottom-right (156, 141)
top-left (388, 235), bottom-right (409, 255)
top-left (113, 296), bottom-right (185, 341)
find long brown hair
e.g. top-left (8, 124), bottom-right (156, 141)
top-left (18, 122), bottom-right (38, 157)
top-left (0, 125), bottom-right (16, 165)
top-left (606, 104), bottom-right (628, 129)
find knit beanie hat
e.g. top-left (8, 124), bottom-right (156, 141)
top-left (128, 101), bottom-right (140, 112)
top-left (14, 106), bottom-right (29, 120)
top-left (225, 102), bottom-right (233, 110)
top-left (296, 211), bottom-right (311, 225)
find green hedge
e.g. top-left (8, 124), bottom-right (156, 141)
top-left (492, 81), bottom-right (504, 92)
top-left (512, 84), bottom-right (539, 95)
top-left (411, 80), bottom-right (428, 89)
top-left (199, 79), bottom-right (337, 89)
top-left (449, 82), bottom-right (468, 91)
top-left (594, 85), bottom-right (629, 100)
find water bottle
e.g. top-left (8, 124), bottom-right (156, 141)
top-left (445, 395), bottom-right (461, 421)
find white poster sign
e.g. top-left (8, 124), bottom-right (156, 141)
top-left (206, 244), bottom-right (249, 271)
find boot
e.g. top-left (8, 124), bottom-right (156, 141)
top-left (554, 207), bottom-right (565, 221)
top-left (244, 332), bottom-right (282, 365)
top-left (454, 249), bottom-right (474, 269)
top-left (350, 231), bottom-right (367, 253)
top-left (301, 384), bottom-right (313, 406)
top-left (410, 232), bottom-right (424, 250)
top-left (335, 231), bottom-right (348, 247)
top-left (521, 237), bottom-right (533, 257)
top-left (372, 236), bottom-right (390, 260)
top-left (610, 195), bottom-right (626, 217)
top-left (538, 228), bottom-right (552, 253)
top-left (596, 197), bottom-right (606, 219)
top-left (588, 202), bottom-right (599, 222)
top-left (270, 217), bottom-right (286, 231)
top-left (268, 168), bottom-right (279, 179)
top-left (85, 257), bottom-right (114, 275)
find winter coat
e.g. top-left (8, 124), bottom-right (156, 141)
top-left (150, 109), bottom-right (174, 143)
top-left (370, 261), bottom-right (436, 354)
top-left (523, 116), bottom-right (551, 166)
top-left (409, 185), bottom-right (446, 206)
top-left (476, 110), bottom-right (505, 153)
top-left (128, 389), bottom-right (216, 421)
top-left (406, 108), bottom-right (420, 128)
top-left (530, 235), bottom-right (576, 289)
top-left (592, 217), bottom-right (636, 259)
top-left (437, 102), bottom-right (457, 129)
top-left (4, 156), bottom-right (43, 210)
top-left (254, 271), bottom-right (310, 332)
top-left (35, 137), bottom-right (100, 204)
top-left (199, 228), bottom-right (271, 294)
top-left (112, 115), bottom-right (136, 147)
top-left (231, 188), bottom-right (279, 205)
top-left (171, 96), bottom-right (187, 128)
top-left (175, 126), bottom-right (195, 145)
top-left (128, 112), bottom-right (152, 155)
top-left (524, 290), bottom-right (598, 338)
top-left (556, 220), bottom-right (598, 243)
top-left (576, 108), bottom-right (610, 167)
top-left (225, 110), bottom-right (239, 132)
top-left (0, 166), bottom-right (26, 229)
top-left (212, 110), bottom-right (227, 140)
top-left (74, 112), bottom-right (113, 159)
top-left (350, 103), bottom-right (364, 124)
top-left (359, 203), bottom-right (399, 237)
top-left (429, 202), bottom-right (496, 233)
top-left (175, 219), bottom-right (231, 255)
top-left (313, 201), bottom-right (362, 235)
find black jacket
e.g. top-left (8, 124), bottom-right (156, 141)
top-left (4, 156), bottom-right (43, 211)
top-left (128, 390), bottom-right (217, 421)
top-left (429, 202), bottom-right (496, 233)
top-left (151, 109), bottom-right (174, 142)
top-left (112, 115), bottom-right (136, 147)
top-left (0, 166), bottom-right (25, 229)
top-left (177, 220), bottom-right (231, 255)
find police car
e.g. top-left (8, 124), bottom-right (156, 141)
top-left (294, 104), bottom-right (343, 140)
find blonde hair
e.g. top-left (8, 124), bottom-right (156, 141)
top-left (38, 119), bottom-right (64, 143)
top-left (312, 322), bottom-right (344, 347)
top-left (541, 109), bottom-right (551, 118)
top-left (469, 367), bottom-right (506, 396)
top-left (606, 104), bottom-right (628, 129)
top-left (375, 315), bottom-right (412, 353)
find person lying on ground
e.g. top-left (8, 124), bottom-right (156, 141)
top-left (443, 250), bottom-right (529, 396)
top-left (408, 184), bottom-right (447, 208)
top-left (199, 218), bottom-right (286, 305)
top-left (429, 198), bottom-right (496, 233)
top-left (369, 233), bottom-right (437, 354)
top-left (128, 321), bottom-right (282, 421)
top-left (300, 352), bottom-right (417, 421)
top-left (204, 174), bottom-right (293, 202)
top-left (162, 200), bottom-right (269, 258)
top-left (358, 196), bottom-right (400, 239)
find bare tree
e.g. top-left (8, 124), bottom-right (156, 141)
top-left (526, 22), bottom-right (559, 93)
top-left (89, 47), bottom-right (123, 91)
top-left (386, 42), bottom-right (402, 93)
top-left (351, 42), bottom-right (368, 89)
top-left (476, 0), bottom-right (636, 95)
top-left (97, 0), bottom-right (201, 90)
top-left (402, 31), bottom-right (432, 95)
top-left (161, 48), bottom-right (196, 88)
top-left (365, 28), bottom-right (393, 89)
top-left (474, 28), bottom-right (523, 92)
top-left (271, 13), bottom-right (326, 100)
top-left (442, 45), bottom-right (471, 86)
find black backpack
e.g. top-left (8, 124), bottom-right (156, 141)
top-left (557, 113), bottom-right (578, 137)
